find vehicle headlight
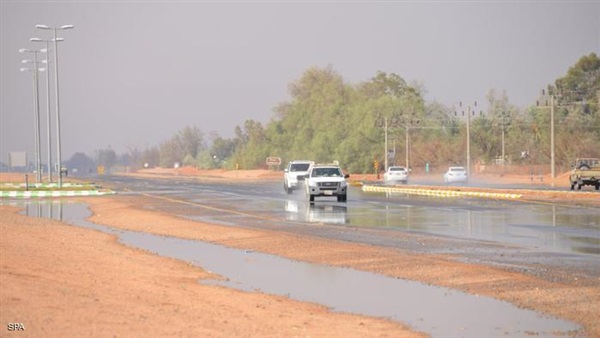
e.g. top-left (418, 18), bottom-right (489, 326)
top-left (308, 180), bottom-right (318, 187)
top-left (340, 181), bottom-right (348, 188)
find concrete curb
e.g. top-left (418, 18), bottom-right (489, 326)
top-left (0, 190), bottom-right (116, 198)
top-left (361, 185), bottom-right (522, 200)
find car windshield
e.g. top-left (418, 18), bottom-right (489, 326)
top-left (312, 167), bottom-right (342, 177)
top-left (580, 159), bottom-right (599, 167)
top-left (450, 167), bottom-right (466, 172)
top-left (390, 167), bottom-right (405, 172)
top-left (290, 163), bottom-right (311, 171)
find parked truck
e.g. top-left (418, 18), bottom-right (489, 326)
top-left (569, 158), bottom-right (600, 190)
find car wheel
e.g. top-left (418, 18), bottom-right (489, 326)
top-left (579, 165), bottom-right (590, 170)
top-left (309, 194), bottom-right (315, 202)
top-left (570, 183), bottom-right (575, 190)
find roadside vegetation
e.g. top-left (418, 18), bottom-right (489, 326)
top-left (75, 53), bottom-right (599, 175)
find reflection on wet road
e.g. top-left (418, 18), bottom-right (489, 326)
top-left (6, 174), bottom-right (599, 337)
top-left (16, 202), bottom-right (581, 337)
top-left (143, 180), bottom-right (599, 257)
top-left (348, 192), bottom-right (600, 256)
top-left (80, 175), bottom-right (600, 260)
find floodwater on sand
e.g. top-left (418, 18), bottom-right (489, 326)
top-left (16, 201), bottom-right (580, 337)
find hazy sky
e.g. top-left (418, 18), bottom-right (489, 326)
top-left (1, 1), bottom-right (598, 165)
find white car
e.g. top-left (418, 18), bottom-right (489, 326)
top-left (284, 160), bottom-right (314, 193)
top-left (444, 166), bottom-right (468, 183)
top-left (304, 164), bottom-right (349, 202)
top-left (383, 166), bottom-right (409, 184)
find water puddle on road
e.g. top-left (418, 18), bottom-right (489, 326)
top-left (14, 201), bottom-right (580, 337)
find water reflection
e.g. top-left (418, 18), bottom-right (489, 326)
top-left (284, 200), bottom-right (348, 224)
top-left (13, 201), bottom-right (583, 337)
top-left (353, 193), bottom-right (600, 255)
top-left (18, 200), bottom-right (65, 221)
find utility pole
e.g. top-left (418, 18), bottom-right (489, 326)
top-left (456, 101), bottom-right (480, 180)
top-left (400, 112), bottom-right (420, 170)
top-left (500, 110), bottom-right (511, 174)
top-left (405, 125), bottom-right (409, 169)
top-left (537, 90), bottom-right (556, 187)
top-left (467, 103), bottom-right (471, 179)
top-left (375, 112), bottom-right (401, 172)
top-left (550, 95), bottom-right (555, 187)
top-left (384, 116), bottom-right (389, 171)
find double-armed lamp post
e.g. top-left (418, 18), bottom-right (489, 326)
top-left (29, 38), bottom-right (59, 182)
top-left (34, 24), bottom-right (73, 188)
top-left (19, 48), bottom-right (45, 182)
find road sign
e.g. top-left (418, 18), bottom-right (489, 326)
top-left (266, 157), bottom-right (282, 166)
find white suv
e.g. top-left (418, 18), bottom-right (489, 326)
top-left (304, 164), bottom-right (349, 202)
top-left (284, 160), bottom-right (314, 193)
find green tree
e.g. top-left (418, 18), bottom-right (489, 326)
top-left (231, 120), bottom-right (270, 169)
top-left (210, 136), bottom-right (236, 165)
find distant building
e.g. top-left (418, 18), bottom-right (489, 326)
top-left (9, 152), bottom-right (27, 172)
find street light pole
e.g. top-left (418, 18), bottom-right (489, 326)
top-left (19, 49), bottom-right (44, 182)
top-left (30, 38), bottom-right (56, 182)
top-left (36, 24), bottom-right (73, 188)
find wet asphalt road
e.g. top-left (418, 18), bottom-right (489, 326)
top-left (94, 175), bottom-right (600, 281)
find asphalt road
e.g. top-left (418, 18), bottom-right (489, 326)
top-left (94, 174), bottom-right (600, 281)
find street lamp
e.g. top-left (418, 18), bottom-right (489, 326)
top-left (30, 38), bottom-right (61, 182)
top-left (36, 24), bottom-right (74, 188)
top-left (19, 48), bottom-right (45, 182)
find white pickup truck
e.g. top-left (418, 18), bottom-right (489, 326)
top-left (304, 164), bottom-right (349, 202)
